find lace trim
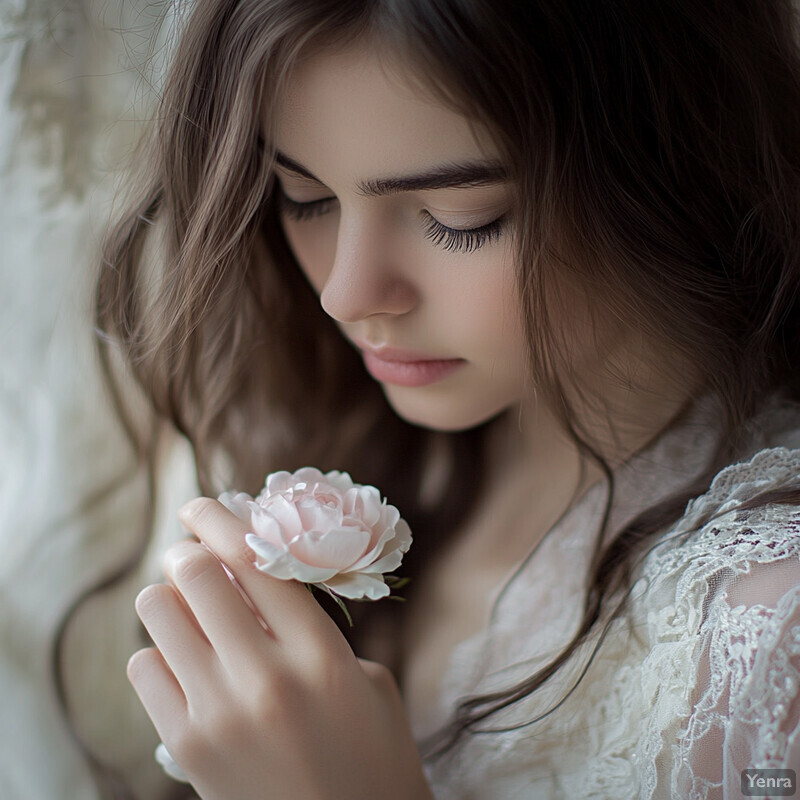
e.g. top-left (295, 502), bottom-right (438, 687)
top-left (425, 445), bottom-right (800, 800)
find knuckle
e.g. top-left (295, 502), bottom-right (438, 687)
top-left (297, 643), bottom-right (360, 699)
top-left (163, 542), bottom-right (219, 586)
top-left (307, 645), bottom-right (347, 685)
top-left (360, 658), bottom-right (395, 688)
top-left (168, 729), bottom-right (205, 771)
top-left (182, 701), bottom-right (255, 761)
top-left (176, 497), bottom-right (252, 568)
top-left (212, 705), bottom-right (250, 742)
top-left (177, 496), bottom-right (218, 532)
top-left (250, 670), bottom-right (297, 720)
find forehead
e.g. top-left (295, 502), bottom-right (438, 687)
top-left (272, 40), bottom-right (499, 177)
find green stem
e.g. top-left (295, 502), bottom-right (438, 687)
top-left (313, 583), bottom-right (354, 627)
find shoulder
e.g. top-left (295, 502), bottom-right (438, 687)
top-left (632, 445), bottom-right (800, 646)
top-left (642, 445), bottom-right (800, 588)
top-left (631, 444), bottom-right (800, 658)
top-left (630, 445), bottom-right (800, 795)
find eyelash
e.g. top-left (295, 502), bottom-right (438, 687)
top-left (278, 194), bottom-right (336, 222)
top-left (420, 212), bottom-right (505, 254)
top-left (278, 192), bottom-right (505, 254)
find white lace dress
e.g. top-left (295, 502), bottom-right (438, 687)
top-left (422, 396), bottom-right (800, 799)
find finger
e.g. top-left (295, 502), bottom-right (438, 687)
top-left (135, 582), bottom-right (214, 698)
top-left (127, 647), bottom-right (188, 742)
top-left (177, 498), bottom-right (334, 645)
top-left (163, 539), bottom-right (276, 671)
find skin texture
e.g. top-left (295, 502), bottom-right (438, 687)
top-left (274, 42), bottom-right (527, 433)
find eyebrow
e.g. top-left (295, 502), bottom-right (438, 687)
top-left (274, 150), bottom-right (508, 197)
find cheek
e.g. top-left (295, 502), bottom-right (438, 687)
top-left (441, 249), bottom-right (522, 350)
top-left (281, 216), bottom-right (338, 293)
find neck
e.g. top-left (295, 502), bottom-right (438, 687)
top-left (489, 377), bottom-right (698, 527)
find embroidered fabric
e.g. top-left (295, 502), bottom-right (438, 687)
top-left (422, 397), bottom-right (800, 799)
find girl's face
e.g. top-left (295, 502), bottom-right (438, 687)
top-left (272, 41), bottom-right (528, 432)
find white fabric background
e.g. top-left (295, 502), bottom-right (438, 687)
top-left (0, 2), bottom-right (197, 798)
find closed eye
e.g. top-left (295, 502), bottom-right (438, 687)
top-left (277, 187), bottom-right (507, 254)
top-left (421, 212), bottom-right (506, 254)
top-left (278, 191), bottom-right (338, 222)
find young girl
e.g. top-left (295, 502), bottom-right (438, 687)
top-left (93, 0), bottom-right (800, 797)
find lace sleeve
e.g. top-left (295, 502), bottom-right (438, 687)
top-left (673, 556), bottom-right (800, 798)
top-left (641, 450), bottom-right (800, 799)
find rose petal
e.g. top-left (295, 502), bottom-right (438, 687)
top-left (351, 517), bottom-right (412, 572)
top-left (323, 572), bottom-right (390, 600)
top-left (343, 486), bottom-right (382, 527)
top-left (288, 527), bottom-right (371, 570)
top-left (385, 518), bottom-right (412, 553)
top-left (286, 563), bottom-right (340, 583)
top-left (378, 502), bottom-right (401, 531)
top-left (263, 494), bottom-right (303, 535)
top-left (250, 506), bottom-right (287, 547)
top-left (364, 547), bottom-right (405, 575)
top-left (321, 469), bottom-right (355, 494)
top-left (245, 535), bottom-right (296, 580)
top-left (296, 497), bottom-right (343, 533)
top-left (262, 470), bottom-right (294, 496)
top-left (218, 491), bottom-right (255, 523)
top-left (291, 467), bottom-right (328, 488)
top-left (309, 487), bottom-right (344, 508)
top-left (247, 538), bottom-right (340, 583)
top-left (346, 522), bottom-right (402, 571)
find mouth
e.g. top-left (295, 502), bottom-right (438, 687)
top-left (355, 342), bottom-right (466, 387)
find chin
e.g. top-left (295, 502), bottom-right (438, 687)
top-left (381, 386), bottom-right (510, 432)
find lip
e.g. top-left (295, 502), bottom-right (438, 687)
top-left (355, 342), bottom-right (466, 387)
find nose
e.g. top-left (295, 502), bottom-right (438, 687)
top-left (319, 213), bottom-right (417, 323)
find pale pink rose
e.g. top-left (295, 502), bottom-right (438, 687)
top-left (219, 467), bottom-right (412, 600)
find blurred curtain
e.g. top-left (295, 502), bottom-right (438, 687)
top-left (0, 2), bottom-right (197, 797)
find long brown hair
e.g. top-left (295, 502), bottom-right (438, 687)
top-left (84, 0), bottom-right (800, 790)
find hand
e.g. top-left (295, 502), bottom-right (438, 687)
top-left (127, 497), bottom-right (433, 800)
